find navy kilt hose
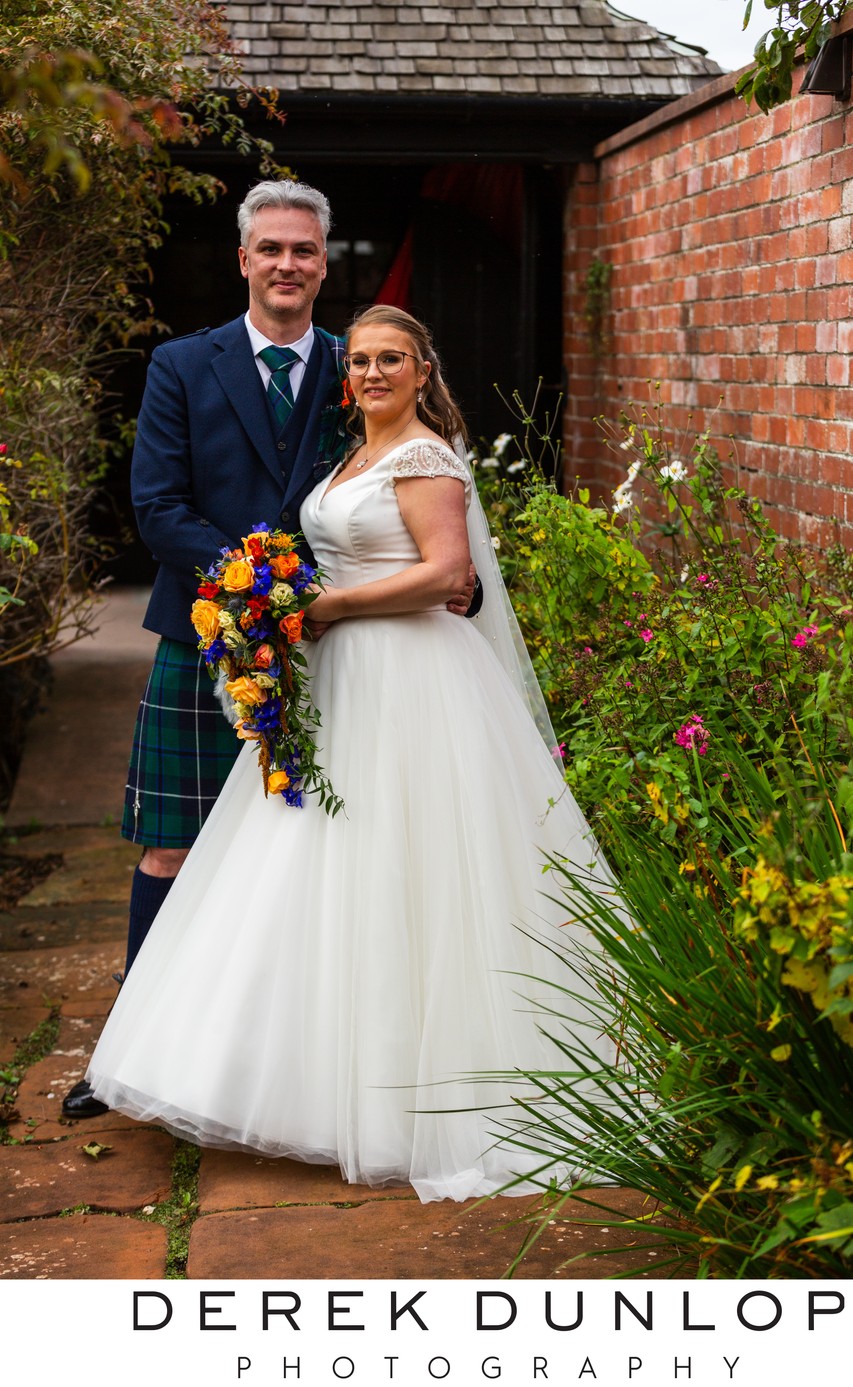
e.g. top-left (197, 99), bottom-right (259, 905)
top-left (121, 638), bottom-right (241, 848)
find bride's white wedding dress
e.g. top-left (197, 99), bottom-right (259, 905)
top-left (88, 440), bottom-right (617, 1202)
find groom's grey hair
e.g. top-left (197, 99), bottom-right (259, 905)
top-left (237, 180), bottom-right (332, 247)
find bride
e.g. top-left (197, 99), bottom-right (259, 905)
top-left (87, 306), bottom-right (618, 1203)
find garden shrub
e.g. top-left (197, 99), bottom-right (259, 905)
top-left (475, 390), bottom-right (853, 1276)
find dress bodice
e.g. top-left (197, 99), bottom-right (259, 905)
top-left (300, 439), bottom-right (471, 598)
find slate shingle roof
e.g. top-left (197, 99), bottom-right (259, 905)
top-left (226, 1), bottom-right (721, 101)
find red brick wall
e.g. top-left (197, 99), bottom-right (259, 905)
top-left (563, 65), bottom-right (853, 546)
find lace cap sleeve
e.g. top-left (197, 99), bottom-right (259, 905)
top-left (390, 440), bottom-right (471, 493)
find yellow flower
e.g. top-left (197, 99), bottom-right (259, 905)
top-left (268, 770), bottom-right (291, 794)
top-left (770, 1044), bottom-right (792, 1062)
top-left (734, 1164), bottom-right (752, 1190)
top-left (224, 676), bottom-right (266, 707)
top-left (221, 558), bottom-right (255, 592)
top-left (756, 1175), bottom-right (779, 1191)
top-left (190, 599), bottom-right (221, 643)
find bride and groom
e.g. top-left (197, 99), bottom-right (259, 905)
top-left (67, 179), bottom-right (616, 1202)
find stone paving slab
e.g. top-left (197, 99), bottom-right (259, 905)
top-left (0, 1212), bottom-right (168, 1279)
top-left (8, 1052), bottom-right (139, 1143)
top-left (186, 1195), bottom-right (665, 1280)
top-left (0, 942), bottom-right (124, 1009)
top-left (0, 1002), bottom-right (52, 1065)
top-left (0, 901), bottom-right (127, 953)
top-left (1, 1127), bottom-right (173, 1220)
top-left (15, 827), bottom-right (138, 906)
top-left (7, 658), bottom-right (153, 828)
top-left (198, 1151), bottom-right (421, 1212)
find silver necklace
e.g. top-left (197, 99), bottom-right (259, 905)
top-left (351, 417), bottom-right (416, 470)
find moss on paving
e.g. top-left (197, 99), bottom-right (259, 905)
top-left (138, 1139), bottom-right (202, 1279)
top-left (0, 1006), bottom-right (62, 1144)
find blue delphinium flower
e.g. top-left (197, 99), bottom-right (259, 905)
top-left (292, 564), bottom-right (316, 595)
top-left (204, 638), bottom-right (227, 664)
top-left (252, 563), bottom-right (273, 596)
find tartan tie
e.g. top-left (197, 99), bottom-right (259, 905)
top-left (259, 345), bottom-right (299, 429)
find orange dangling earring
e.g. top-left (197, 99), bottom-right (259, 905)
top-left (342, 378), bottom-right (353, 408)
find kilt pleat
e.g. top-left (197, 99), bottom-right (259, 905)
top-left (121, 638), bottom-right (241, 848)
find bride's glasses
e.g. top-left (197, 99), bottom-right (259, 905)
top-left (343, 351), bottom-right (419, 377)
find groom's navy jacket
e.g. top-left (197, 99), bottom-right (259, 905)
top-left (131, 316), bottom-right (347, 646)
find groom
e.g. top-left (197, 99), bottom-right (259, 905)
top-left (64, 177), bottom-right (478, 1119)
top-left (62, 179), bottom-right (350, 1118)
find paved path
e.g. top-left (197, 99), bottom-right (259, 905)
top-left (1, 591), bottom-right (664, 1280)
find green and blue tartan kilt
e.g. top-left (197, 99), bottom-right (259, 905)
top-left (121, 637), bottom-right (242, 848)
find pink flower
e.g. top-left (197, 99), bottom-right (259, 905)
top-left (697, 574), bottom-right (709, 584)
top-left (0, 443), bottom-right (6, 456)
top-left (791, 624), bottom-right (819, 649)
top-left (623, 619), bottom-right (632, 627)
top-left (625, 680), bottom-right (633, 689)
top-left (674, 715), bottom-right (710, 756)
top-left (640, 628), bottom-right (654, 643)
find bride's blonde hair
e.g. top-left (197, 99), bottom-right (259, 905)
top-left (345, 305), bottom-right (468, 447)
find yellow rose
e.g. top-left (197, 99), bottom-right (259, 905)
top-left (224, 675), bottom-right (266, 707)
top-left (268, 770), bottom-right (291, 795)
top-left (222, 558), bottom-right (255, 593)
top-left (190, 599), bottom-right (221, 643)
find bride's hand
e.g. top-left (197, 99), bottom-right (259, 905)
top-left (304, 585), bottom-right (339, 638)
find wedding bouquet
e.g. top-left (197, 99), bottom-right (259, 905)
top-left (191, 523), bottom-right (342, 815)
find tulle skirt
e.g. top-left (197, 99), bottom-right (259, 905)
top-left (88, 612), bottom-right (617, 1202)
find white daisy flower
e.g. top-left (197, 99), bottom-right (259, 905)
top-left (613, 488), bottom-right (634, 514)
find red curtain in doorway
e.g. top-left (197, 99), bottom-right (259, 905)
top-left (374, 164), bottom-right (523, 311)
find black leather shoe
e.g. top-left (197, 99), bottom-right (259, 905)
top-left (61, 1079), bottom-right (109, 1119)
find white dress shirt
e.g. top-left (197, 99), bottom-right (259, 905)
top-left (244, 314), bottom-right (315, 402)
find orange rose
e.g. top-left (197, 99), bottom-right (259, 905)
top-left (224, 676), bottom-right (266, 706)
top-left (270, 552), bottom-right (300, 580)
top-left (235, 719), bottom-right (260, 741)
top-left (190, 599), bottom-right (221, 643)
top-left (279, 612), bottom-right (304, 643)
top-left (267, 770), bottom-right (291, 795)
top-left (222, 558), bottom-right (255, 593)
top-left (254, 643), bottom-right (275, 669)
